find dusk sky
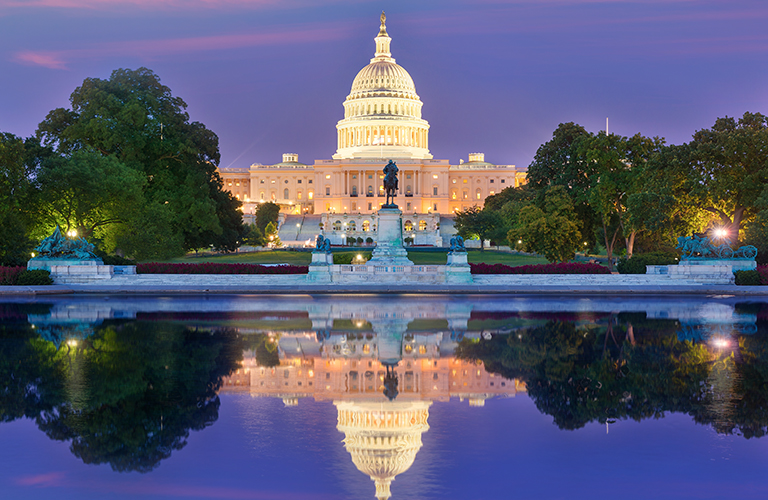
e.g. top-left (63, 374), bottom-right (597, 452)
top-left (2, 0), bottom-right (767, 170)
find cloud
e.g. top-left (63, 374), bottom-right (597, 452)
top-left (0, 0), bottom-right (285, 10)
top-left (10, 23), bottom-right (352, 70)
top-left (16, 472), bottom-right (66, 487)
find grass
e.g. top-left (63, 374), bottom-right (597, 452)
top-left (159, 248), bottom-right (550, 266)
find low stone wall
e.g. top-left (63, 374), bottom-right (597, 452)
top-left (647, 264), bottom-right (735, 284)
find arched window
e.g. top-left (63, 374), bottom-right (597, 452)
top-left (284, 188), bottom-right (289, 199)
top-left (363, 220), bottom-right (370, 232)
top-left (297, 190), bottom-right (302, 200)
top-left (348, 221), bottom-right (356, 232)
top-left (367, 185), bottom-right (374, 196)
top-left (404, 220), bottom-right (413, 232)
top-left (260, 192), bottom-right (265, 201)
top-left (351, 185), bottom-right (358, 196)
top-left (462, 190), bottom-right (468, 200)
top-left (271, 191), bottom-right (276, 201)
top-left (308, 191), bottom-right (314, 200)
top-left (333, 220), bottom-right (342, 231)
top-left (419, 220), bottom-right (427, 231)
top-left (476, 188), bottom-right (482, 200)
top-left (405, 185), bottom-right (412, 196)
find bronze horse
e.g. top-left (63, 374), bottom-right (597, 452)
top-left (383, 160), bottom-right (399, 207)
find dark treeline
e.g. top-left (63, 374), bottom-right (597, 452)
top-left (454, 114), bottom-right (768, 264)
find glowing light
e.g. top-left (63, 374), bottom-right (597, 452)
top-left (714, 228), bottom-right (728, 239)
top-left (30, 252), bottom-right (35, 257)
top-left (66, 230), bottom-right (77, 238)
top-left (712, 338), bottom-right (730, 349)
top-left (517, 240), bottom-right (522, 244)
top-left (66, 339), bottom-right (78, 347)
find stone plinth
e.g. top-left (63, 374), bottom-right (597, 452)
top-left (445, 252), bottom-right (472, 284)
top-left (28, 259), bottom-right (116, 284)
top-left (646, 264), bottom-right (735, 284)
top-left (307, 252), bottom-right (333, 282)
top-left (679, 259), bottom-right (756, 272)
top-left (367, 208), bottom-right (413, 266)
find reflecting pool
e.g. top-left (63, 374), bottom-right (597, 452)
top-left (1, 294), bottom-right (767, 500)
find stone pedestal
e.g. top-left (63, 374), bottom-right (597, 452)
top-left (307, 252), bottom-right (332, 282)
top-left (367, 208), bottom-right (413, 266)
top-left (445, 251), bottom-right (473, 284)
top-left (28, 258), bottom-right (115, 284)
top-left (646, 264), bottom-right (735, 284)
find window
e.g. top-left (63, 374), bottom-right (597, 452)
top-left (349, 220), bottom-right (356, 231)
top-left (308, 191), bottom-right (313, 199)
top-left (368, 174), bottom-right (373, 179)
top-left (284, 188), bottom-right (289, 199)
top-left (298, 179), bottom-right (302, 184)
top-left (352, 174), bottom-right (357, 179)
top-left (260, 192), bottom-right (265, 200)
top-left (404, 220), bottom-right (413, 231)
top-left (326, 174), bottom-right (331, 179)
top-left (433, 174), bottom-right (438, 179)
top-left (351, 185), bottom-right (358, 196)
top-left (367, 203), bottom-right (372, 210)
top-left (452, 191), bottom-right (457, 200)
top-left (333, 220), bottom-right (342, 231)
top-left (297, 191), bottom-right (302, 200)
top-left (260, 179), bottom-right (265, 184)
top-left (406, 174), bottom-right (412, 179)
top-left (501, 179), bottom-right (506, 184)
top-left (284, 179), bottom-right (289, 184)
top-left (406, 185), bottom-right (412, 196)
top-left (363, 220), bottom-right (370, 231)
top-left (476, 189), bottom-right (481, 200)
top-left (433, 203), bottom-right (437, 211)
top-left (271, 180), bottom-right (275, 184)
top-left (463, 190), bottom-right (468, 200)
top-left (463, 179), bottom-right (468, 184)
top-left (433, 186), bottom-right (438, 195)
top-left (407, 202), bottom-right (411, 210)
top-left (351, 202), bottom-right (356, 211)
top-left (326, 186), bottom-right (330, 196)
top-left (419, 220), bottom-right (427, 231)
top-left (452, 179), bottom-right (457, 184)
top-left (490, 179), bottom-right (494, 183)
top-left (308, 179), bottom-right (313, 184)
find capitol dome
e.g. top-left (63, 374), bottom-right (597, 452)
top-left (333, 13), bottom-right (432, 160)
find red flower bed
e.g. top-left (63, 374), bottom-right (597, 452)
top-left (137, 263), bottom-right (308, 275)
top-left (0, 266), bottom-right (25, 285)
top-left (759, 265), bottom-right (768, 285)
top-left (470, 262), bottom-right (611, 275)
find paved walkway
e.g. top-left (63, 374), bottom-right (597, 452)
top-left (2, 283), bottom-right (767, 295)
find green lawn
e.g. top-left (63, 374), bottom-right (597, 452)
top-left (159, 248), bottom-right (549, 266)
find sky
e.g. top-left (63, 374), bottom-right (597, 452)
top-left (1, 0), bottom-right (768, 170)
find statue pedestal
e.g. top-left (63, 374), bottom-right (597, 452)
top-left (446, 251), bottom-right (472, 283)
top-left (368, 208), bottom-right (413, 266)
top-left (28, 258), bottom-right (115, 284)
top-left (307, 252), bottom-right (332, 282)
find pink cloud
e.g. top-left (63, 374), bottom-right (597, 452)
top-left (16, 472), bottom-right (66, 487)
top-left (11, 23), bottom-right (352, 70)
top-left (13, 51), bottom-right (68, 70)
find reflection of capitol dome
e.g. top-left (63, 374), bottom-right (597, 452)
top-left (334, 12), bottom-right (432, 160)
top-left (336, 400), bottom-right (430, 500)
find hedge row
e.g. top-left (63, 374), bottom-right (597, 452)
top-left (137, 263), bottom-right (309, 274)
top-left (734, 266), bottom-right (768, 286)
top-left (616, 252), bottom-right (679, 274)
top-left (470, 262), bottom-right (611, 275)
top-left (0, 267), bottom-right (53, 285)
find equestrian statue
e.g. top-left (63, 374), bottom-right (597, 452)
top-left (382, 160), bottom-right (399, 208)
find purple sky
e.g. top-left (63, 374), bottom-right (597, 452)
top-left (2, 0), bottom-right (767, 170)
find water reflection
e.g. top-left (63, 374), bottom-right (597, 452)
top-left (2, 295), bottom-right (768, 499)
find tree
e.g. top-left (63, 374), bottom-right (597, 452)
top-left (0, 133), bottom-right (45, 265)
top-left (582, 132), bottom-right (663, 260)
top-left (254, 202), bottom-right (281, 234)
top-left (37, 149), bottom-right (145, 239)
top-left (264, 221), bottom-right (281, 247)
top-left (508, 186), bottom-right (582, 262)
top-left (36, 67), bottom-right (245, 257)
top-left (682, 112), bottom-right (768, 237)
top-left (453, 205), bottom-right (504, 250)
top-left (526, 122), bottom-right (598, 244)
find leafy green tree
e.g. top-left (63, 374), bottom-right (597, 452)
top-left (681, 112), bottom-right (768, 236)
top-left (526, 122), bottom-right (598, 243)
top-left (582, 132), bottom-right (664, 260)
top-left (453, 205), bottom-right (504, 250)
top-left (0, 133), bottom-right (46, 265)
top-left (264, 221), bottom-right (281, 247)
top-left (508, 186), bottom-right (582, 262)
top-left (242, 223), bottom-right (265, 247)
top-left (743, 187), bottom-right (768, 264)
top-left (37, 149), bottom-right (145, 239)
top-left (254, 202), bottom-right (281, 234)
top-left (36, 67), bottom-right (245, 256)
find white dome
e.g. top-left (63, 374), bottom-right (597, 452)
top-left (350, 61), bottom-right (418, 98)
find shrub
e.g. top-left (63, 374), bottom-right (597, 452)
top-left (137, 263), bottom-right (308, 274)
top-left (333, 252), bottom-right (372, 265)
top-left (760, 265), bottom-right (768, 284)
top-left (101, 255), bottom-right (137, 266)
top-left (735, 270), bottom-right (762, 286)
top-left (0, 266), bottom-right (26, 285)
top-left (15, 269), bottom-right (53, 285)
top-left (470, 262), bottom-right (610, 275)
top-left (366, 237), bottom-right (374, 245)
top-left (616, 251), bottom-right (679, 274)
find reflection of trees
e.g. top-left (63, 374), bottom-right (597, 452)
top-left (456, 316), bottom-right (715, 431)
top-left (0, 317), bottom-right (243, 472)
top-left (242, 333), bottom-right (280, 367)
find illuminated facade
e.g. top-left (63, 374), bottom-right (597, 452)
top-left (218, 14), bottom-right (526, 218)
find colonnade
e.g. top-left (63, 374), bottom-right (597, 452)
top-left (337, 125), bottom-right (428, 150)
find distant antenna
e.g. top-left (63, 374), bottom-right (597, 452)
top-left (606, 117), bottom-right (609, 135)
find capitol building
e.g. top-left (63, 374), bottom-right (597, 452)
top-left (218, 14), bottom-right (526, 244)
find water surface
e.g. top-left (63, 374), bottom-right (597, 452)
top-left (1, 294), bottom-right (766, 500)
